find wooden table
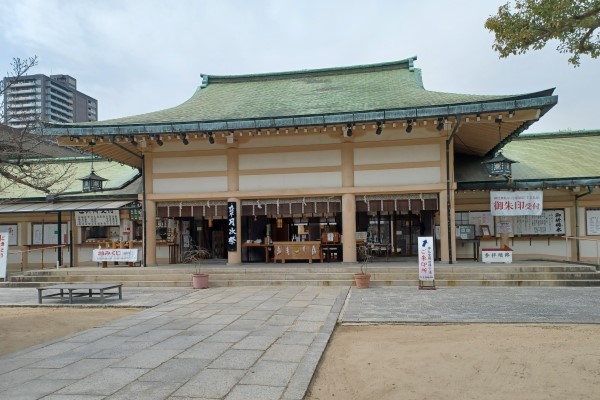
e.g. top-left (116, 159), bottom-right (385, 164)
top-left (37, 284), bottom-right (123, 304)
top-left (241, 243), bottom-right (272, 263)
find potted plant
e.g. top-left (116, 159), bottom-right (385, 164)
top-left (354, 244), bottom-right (372, 289)
top-left (182, 245), bottom-right (210, 289)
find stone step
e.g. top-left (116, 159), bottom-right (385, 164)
top-left (3, 279), bottom-right (600, 289)
top-left (9, 271), bottom-right (600, 283)
top-left (5, 262), bottom-right (599, 288)
top-left (19, 265), bottom-right (598, 276)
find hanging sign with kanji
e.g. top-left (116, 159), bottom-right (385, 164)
top-left (490, 191), bottom-right (543, 216)
top-left (418, 237), bottom-right (434, 281)
top-left (227, 202), bottom-right (237, 252)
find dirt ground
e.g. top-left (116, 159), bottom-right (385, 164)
top-left (306, 324), bottom-right (600, 400)
top-left (2, 310), bottom-right (599, 400)
top-left (0, 307), bottom-right (139, 356)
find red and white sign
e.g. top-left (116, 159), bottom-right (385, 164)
top-left (93, 249), bottom-right (138, 262)
top-left (418, 236), bottom-right (434, 281)
top-left (0, 232), bottom-right (9, 280)
top-left (490, 191), bottom-right (543, 216)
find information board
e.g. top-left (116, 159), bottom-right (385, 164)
top-left (514, 209), bottom-right (565, 235)
top-left (75, 210), bottom-right (120, 226)
top-left (456, 225), bottom-right (475, 240)
top-left (468, 211), bottom-right (494, 236)
top-left (0, 225), bottom-right (17, 245)
top-left (32, 223), bottom-right (69, 245)
top-left (586, 209), bottom-right (600, 235)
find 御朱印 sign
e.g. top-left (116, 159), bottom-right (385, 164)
top-left (418, 236), bottom-right (434, 281)
top-left (490, 191), bottom-right (543, 216)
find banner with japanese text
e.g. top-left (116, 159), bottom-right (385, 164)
top-left (92, 249), bottom-right (138, 262)
top-left (227, 202), bottom-right (237, 252)
top-left (0, 232), bottom-right (10, 279)
top-left (490, 191), bottom-right (543, 216)
top-left (418, 237), bottom-right (434, 281)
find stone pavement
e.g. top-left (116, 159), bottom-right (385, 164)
top-left (0, 286), bottom-right (348, 399)
top-left (1, 285), bottom-right (600, 399)
top-left (341, 286), bottom-right (600, 324)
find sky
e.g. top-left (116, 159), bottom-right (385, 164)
top-left (0, 0), bottom-right (598, 134)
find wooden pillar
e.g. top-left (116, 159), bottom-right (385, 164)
top-left (19, 222), bottom-right (28, 268)
top-left (342, 193), bottom-right (357, 263)
top-left (227, 146), bottom-right (241, 265)
top-left (71, 213), bottom-right (79, 267)
top-left (145, 200), bottom-right (157, 266)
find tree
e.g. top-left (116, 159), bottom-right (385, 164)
top-left (1, 57), bottom-right (74, 195)
top-left (485, 0), bottom-right (600, 66)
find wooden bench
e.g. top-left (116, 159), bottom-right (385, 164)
top-left (37, 283), bottom-right (123, 304)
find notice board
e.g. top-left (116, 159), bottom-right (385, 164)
top-left (514, 209), bottom-right (565, 236)
top-left (32, 223), bottom-right (69, 245)
top-left (586, 209), bottom-right (600, 235)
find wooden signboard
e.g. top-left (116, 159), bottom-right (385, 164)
top-left (273, 241), bottom-right (321, 263)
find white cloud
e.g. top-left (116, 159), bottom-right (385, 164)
top-left (0, 0), bottom-right (598, 132)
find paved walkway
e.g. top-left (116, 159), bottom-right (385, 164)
top-left (0, 287), bottom-right (348, 400)
top-left (1, 285), bottom-right (600, 399)
top-left (341, 286), bottom-right (600, 324)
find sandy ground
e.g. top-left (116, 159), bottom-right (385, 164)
top-left (2, 309), bottom-right (599, 400)
top-left (306, 324), bottom-right (600, 400)
top-left (0, 307), bottom-right (139, 357)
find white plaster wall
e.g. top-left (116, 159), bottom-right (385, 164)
top-left (153, 176), bottom-right (228, 193)
top-left (354, 144), bottom-right (440, 165)
top-left (510, 239), bottom-right (568, 258)
top-left (241, 134), bottom-right (340, 148)
top-left (153, 155), bottom-right (227, 173)
top-left (240, 172), bottom-right (341, 191)
top-left (239, 150), bottom-right (341, 170)
top-left (355, 167), bottom-right (440, 187)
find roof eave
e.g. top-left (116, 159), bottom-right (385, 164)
top-left (458, 177), bottom-right (600, 191)
top-left (41, 94), bottom-right (559, 137)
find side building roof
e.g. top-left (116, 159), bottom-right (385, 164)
top-left (456, 130), bottom-right (600, 189)
top-left (0, 158), bottom-right (141, 202)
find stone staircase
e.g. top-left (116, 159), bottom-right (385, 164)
top-left (2, 261), bottom-right (600, 288)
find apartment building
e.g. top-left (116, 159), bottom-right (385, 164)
top-left (2, 73), bottom-right (97, 129)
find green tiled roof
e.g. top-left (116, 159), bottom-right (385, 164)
top-left (55, 57), bottom-right (554, 128)
top-left (456, 130), bottom-right (600, 185)
top-left (1, 159), bottom-right (141, 200)
top-left (505, 131), bottom-right (600, 179)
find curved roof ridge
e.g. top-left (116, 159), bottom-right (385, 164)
top-left (518, 129), bottom-right (600, 139)
top-left (201, 57), bottom-right (417, 84)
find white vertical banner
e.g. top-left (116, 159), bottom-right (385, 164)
top-left (0, 231), bottom-right (9, 280)
top-left (418, 236), bottom-right (434, 281)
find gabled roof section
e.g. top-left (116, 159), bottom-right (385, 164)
top-left (456, 130), bottom-right (600, 189)
top-left (46, 57), bottom-right (556, 129)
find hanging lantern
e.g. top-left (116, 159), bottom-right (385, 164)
top-left (482, 151), bottom-right (517, 179)
top-left (79, 141), bottom-right (107, 192)
top-left (276, 217), bottom-right (283, 228)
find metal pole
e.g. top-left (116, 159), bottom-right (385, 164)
top-left (57, 211), bottom-right (62, 267)
top-left (446, 115), bottom-right (461, 264)
top-left (141, 155), bottom-right (147, 267)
